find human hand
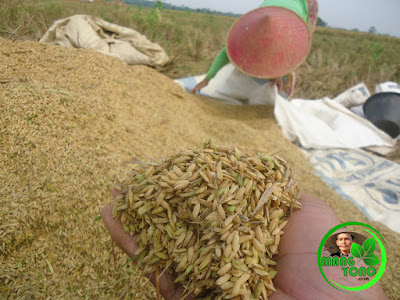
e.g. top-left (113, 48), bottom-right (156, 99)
top-left (102, 201), bottom-right (195, 299)
top-left (102, 192), bottom-right (387, 300)
top-left (189, 78), bottom-right (210, 94)
top-left (269, 193), bottom-right (387, 300)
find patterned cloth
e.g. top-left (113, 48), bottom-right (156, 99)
top-left (305, 148), bottom-right (400, 234)
top-left (307, 0), bottom-right (319, 32)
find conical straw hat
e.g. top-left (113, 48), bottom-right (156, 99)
top-left (226, 6), bottom-right (311, 79)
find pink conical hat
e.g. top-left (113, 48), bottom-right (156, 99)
top-left (227, 6), bottom-right (311, 79)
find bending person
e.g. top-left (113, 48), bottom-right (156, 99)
top-left (190, 0), bottom-right (319, 99)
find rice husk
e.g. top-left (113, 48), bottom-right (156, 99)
top-left (0, 37), bottom-right (399, 299)
top-left (113, 140), bottom-right (300, 299)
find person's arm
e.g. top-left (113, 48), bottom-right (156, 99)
top-left (280, 0), bottom-right (318, 99)
top-left (204, 47), bottom-right (230, 80)
top-left (306, 0), bottom-right (319, 33)
top-left (283, 71), bottom-right (298, 98)
top-left (190, 48), bottom-right (230, 93)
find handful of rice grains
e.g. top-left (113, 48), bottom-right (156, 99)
top-left (112, 141), bottom-right (301, 299)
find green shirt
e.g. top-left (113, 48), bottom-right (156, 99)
top-left (205, 47), bottom-right (230, 80)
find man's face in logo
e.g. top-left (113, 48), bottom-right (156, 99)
top-left (336, 233), bottom-right (353, 255)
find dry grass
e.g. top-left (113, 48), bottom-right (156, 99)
top-left (0, 0), bottom-right (235, 78)
top-left (2, 0), bottom-right (399, 96)
top-left (1, 37), bottom-right (399, 299)
top-left (299, 27), bottom-right (400, 99)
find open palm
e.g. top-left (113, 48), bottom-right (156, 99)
top-left (102, 193), bottom-right (387, 300)
top-left (269, 193), bottom-right (387, 300)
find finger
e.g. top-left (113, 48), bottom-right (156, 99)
top-left (102, 205), bottom-right (195, 300)
top-left (148, 272), bottom-right (196, 300)
top-left (190, 85), bottom-right (201, 94)
top-left (112, 187), bottom-right (120, 198)
top-left (101, 204), bottom-right (139, 257)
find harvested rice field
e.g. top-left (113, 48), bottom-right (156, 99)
top-left (1, 37), bottom-right (399, 299)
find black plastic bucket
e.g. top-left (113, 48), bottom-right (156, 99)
top-left (363, 92), bottom-right (400, 138)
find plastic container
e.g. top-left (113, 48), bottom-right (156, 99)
top-left (363, 92), bottom-right (400, 138)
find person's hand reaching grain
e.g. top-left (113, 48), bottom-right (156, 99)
top-left (190, 78), bottom-right (209, 94)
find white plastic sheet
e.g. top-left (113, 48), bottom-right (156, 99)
top-left (174, 64), bottom-right (277, 105)
top-left (274, 95), bottom-right (396, 149)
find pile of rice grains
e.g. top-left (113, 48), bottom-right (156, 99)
top-left (112, 141), bottom-right (301, 299)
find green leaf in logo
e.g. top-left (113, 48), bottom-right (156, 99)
top-left (350, 242), bottom-right (364, 258)
top-left (362, 238), bottom-right (376, 254)
top-left (363, 253), bottom-right (380, 266)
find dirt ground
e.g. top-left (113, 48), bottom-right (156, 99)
top-left (1, 37), bottom-right (399, 299)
